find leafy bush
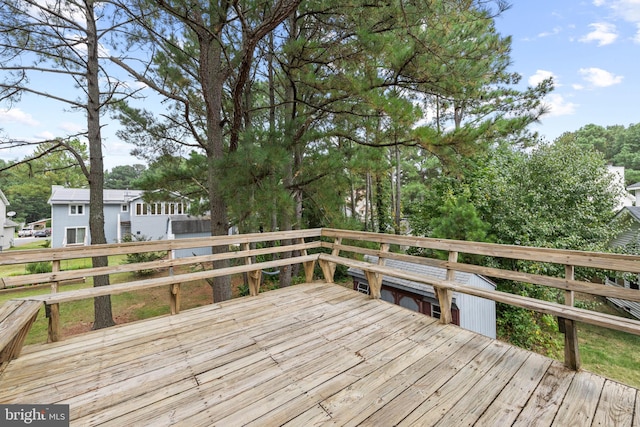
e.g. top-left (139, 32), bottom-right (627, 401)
top-left (26, 261), bottom-right (52, 274)
top-left (122, 234), bottom-right (167, 276)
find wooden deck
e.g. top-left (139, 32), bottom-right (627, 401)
top-left (0, 283), bottom-right (638, 426)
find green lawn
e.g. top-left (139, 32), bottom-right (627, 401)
top-left (577, 301), bottom-right (640, 389)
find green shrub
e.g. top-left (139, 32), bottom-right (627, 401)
top-left (26, 261), bottom-right (52, 274)
top-left (122, 234), bottom-right (167, 276)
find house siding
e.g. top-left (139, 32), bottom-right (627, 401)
top-left (456, 275), bottom-right (496, 339)
top-left (0, 189), bottom-right (15, 250)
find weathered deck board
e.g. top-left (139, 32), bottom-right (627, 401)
top-left (0, 282), bottom-right (637, 426)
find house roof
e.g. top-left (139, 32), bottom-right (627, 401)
top-left (3, 218), bottom-right (19, 228)
top-left (628, 182), bottom-right (640, 191)
top-left (347, 255), bottom-right (496, 297)
top-left (0, 189), bottom-right (8, 206)
top-left (617, 206), bottom-right (640, 222)
top-left (48, 186), bottom-right (144, 205)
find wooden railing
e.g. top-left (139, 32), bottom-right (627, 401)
top-left (1, 227), bottom-right (640, 371)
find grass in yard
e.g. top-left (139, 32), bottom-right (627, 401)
top-left (577, 298), bottom-right (640, 389)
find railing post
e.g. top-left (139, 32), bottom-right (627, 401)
top-left (365, 243), bottom-right (389, 299)
top-left (170, 284), bottom-right (181, 314)
top-left (169, 250), bottom-right (181, 314)
top-left (297, 237), bottom-right (316, 283)
top-left (242, 243), bottom-right (262, 296)
top-left (563, 264), bottom-right (581, 370)
top-left (437, 251), bottom-right (457, 325)
top-left (48, 260), bottom-right (61, 342)
top-left (319, 237), bottom-right (341, 283)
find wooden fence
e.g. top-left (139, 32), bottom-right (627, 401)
top-left (1, 228), bottom-right (640, 371)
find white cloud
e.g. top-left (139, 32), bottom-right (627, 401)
top-left (544, 94), bottom-right (577, 117)
top-left (0, 109), bottom-right (40, 126)
top-left (600, 0), bottom-right (640, 22)
top-left (59, 122), bottom-right (85, 133)
top-left (572, 83), bottom-right (585, 90)
top-left (34, 131), bottom-right (55, 140)
top-left (580, 22), bottom-right (618, 46)
top-left (635, 23), bottom-right (640, 43)
top-left (529, 70), bottom-right (557, 87)
top-left (579, 67), bottom-right (624, 87)
top-left (538, 27), bottom-right (562, 38)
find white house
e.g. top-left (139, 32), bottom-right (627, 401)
top-left (48, 186), bottom-right (191, 248)
top-left (0, 189), bottom-right (19, 251)
top-left (347, 256), bottom-right (496, 338)
top-left (608, 166), bottom-right (635, 211)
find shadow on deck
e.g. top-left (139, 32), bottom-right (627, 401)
top-left (1, 283), bottom-right (637, 426)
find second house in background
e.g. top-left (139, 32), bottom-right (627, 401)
top-left (48, 186), bottom-right (192, 248)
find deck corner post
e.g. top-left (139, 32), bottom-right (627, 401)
top-left (563, 264), bottom-right (581, 370)
top-left (365, 271), bottom-right (382, 299)
top-left (248, 270), bottom-right (262, 296)
top-left (242, 243), bottom-right (262, 296)
top-left (438, 251), bottom-right (458, 325)
top-left (47, 304), bottom-right (60, 343)
top-left (297, 237), bottom-right (316, 282)
top-left (365, 243), bottom-right (390, 299)
top-left (48, 260), bottom-right (61, 342)
top-left (302, 260), bottom-right (316, 283)
top-left (318, 259), bottom-right (336, 283)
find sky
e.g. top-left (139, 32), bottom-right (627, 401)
top-left (1, 0), bottom-right (639, 170)
top-left (494, 0), bottom-right (640, 140)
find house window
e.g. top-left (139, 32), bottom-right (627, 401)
top-left (121, 204), bottom-right (128, 212)
top-left (69, 204), bottom-right (84, 215)
top-left (66, 227), bottom-right (87, 246)
top-left (135, 202), bottom-right (187, 216)
top-left (356, 281), bottom-right (370, 295)
top-left (135, 203), bottom-right (148, 216)
top-left (432, 304), bottom-right (441, 319)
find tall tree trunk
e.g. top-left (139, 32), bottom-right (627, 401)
top-left (394, 144), bottom-right (401, 234)
top-left (86, 0), bottom-right (114, 329)
top-left (364, 172), bottom-right (370, 231)
top-left (202, 39), bottom-right (231, 302)
top-left (375, 173), bottom-right (385, 233)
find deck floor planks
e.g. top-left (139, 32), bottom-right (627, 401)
top-left (0, 282), bottom-right (638, 426)
top-left (81, 287), bottom-right (393, 425)
top-left (396, 340), bottom-right (513, 426)
top-left (313, 328), bottom-right (474, 427)
top-left (592, 380), bottom-right (636, 426)
top-left (357, 332), bottom-right (490, 427)
top-left (194, 325), bottom-right (431, 426)
top-left (426, 345), bottom-right (532, 426)
top-left (474, 351), bottom-right (553, 426)
top-left (551, 370), bottom-right (606, 426)
top-left (635, 390), bottom-right (640, 427)
top-left (435, 348), bottom-right (546, 426)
